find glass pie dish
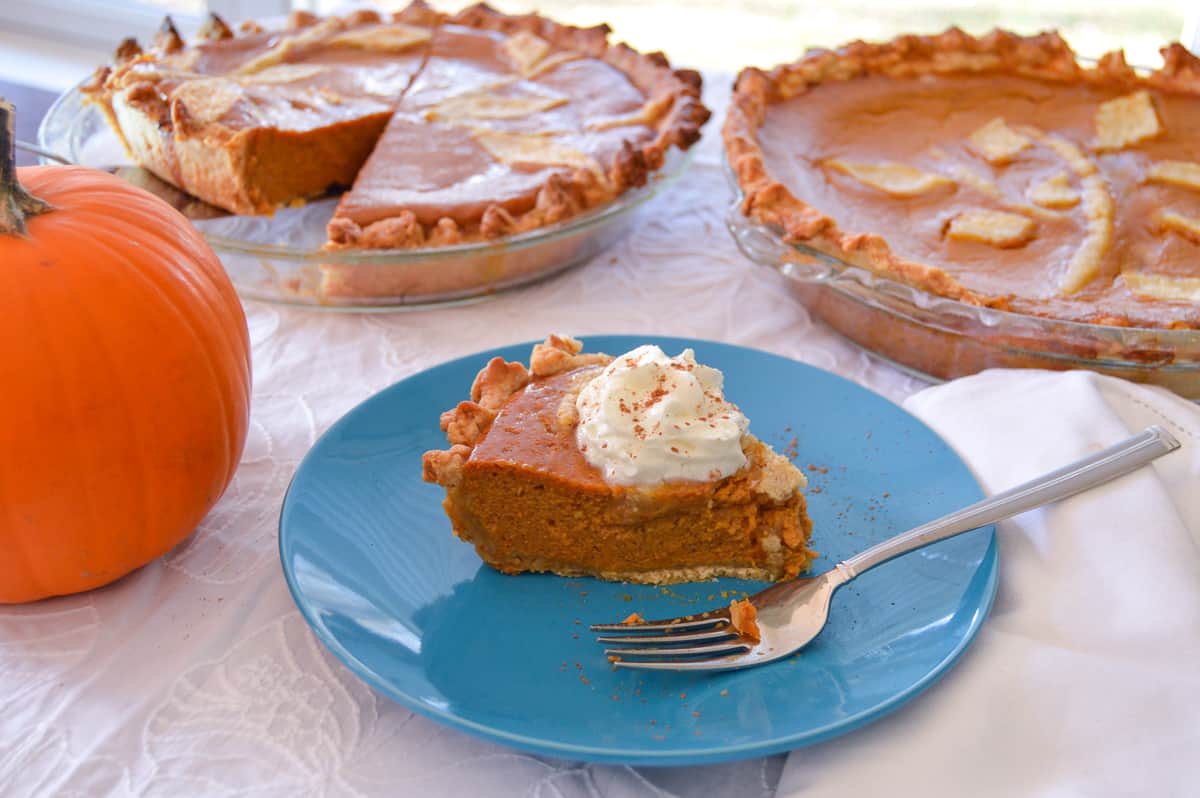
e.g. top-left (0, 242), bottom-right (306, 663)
top-left (38, 82), bottom-right (692, 310)
top-left (725, 174), bottom-right (1200, 400)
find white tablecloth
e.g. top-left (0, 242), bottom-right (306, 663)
top-left (4, 77), bottom-right (1198, 797)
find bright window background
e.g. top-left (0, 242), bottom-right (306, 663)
top-left (366, 0), bottom-right (1190, 70)
top-left (147, 0), bottom-right (205, 11)
top-left (0, 1), bottom-right (1194, 91)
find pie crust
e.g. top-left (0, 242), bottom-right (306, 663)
top-left (724, 29), bottom-right (1200, 330)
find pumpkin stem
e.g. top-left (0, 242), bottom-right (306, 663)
top-left (0, 98), bottom-right (55, 237)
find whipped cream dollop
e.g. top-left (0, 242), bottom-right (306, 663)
top-left (575, 345), bottom-right (749, 485)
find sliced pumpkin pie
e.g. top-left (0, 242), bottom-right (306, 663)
top-left (83, 3), bottom-right (708, 245)
top-left (422, 336), bottom-right (817, 584)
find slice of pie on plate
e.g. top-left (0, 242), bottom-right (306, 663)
top-left (422, 336), bottom-right (817, 584)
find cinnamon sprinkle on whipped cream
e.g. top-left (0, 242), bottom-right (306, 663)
top-left (575, 345), bottom-right (749, 485)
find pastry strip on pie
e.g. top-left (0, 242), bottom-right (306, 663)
top-left (1159, 211), bottom-right (1200, 244)
top-left (1124, 272), bottom-right (1200, 302)
top-left (1092, 90), bottom-right (1161, 151)
top-left (945, 209), bottom-right (1036, 248)
top-left (967, 118), bottom-right (1032, 165)
top-left (825, 159), bottom-right (954, 197)
top-left (1028, 173), bottom-right (1080, 209)
top-left (1148, 160), bottom-right (1200, 192)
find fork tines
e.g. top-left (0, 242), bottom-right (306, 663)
top-left (591, 614), bottom-right (752, 665)
top-left (589, 615), bottom-right (723, 634)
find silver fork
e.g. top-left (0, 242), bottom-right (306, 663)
top-left (593, 425), bottom-right (1180, 671)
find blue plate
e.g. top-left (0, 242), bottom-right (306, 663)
top-left (279, 336), bottom-right (997, 765)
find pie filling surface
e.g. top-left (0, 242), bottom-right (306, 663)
top-left (726, 30), bottom-right (1200, 329)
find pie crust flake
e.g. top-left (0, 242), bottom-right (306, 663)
top-left (724, 29), bottom-right (1200, 329)
top-left (83, 3), bottom-right (709, 250)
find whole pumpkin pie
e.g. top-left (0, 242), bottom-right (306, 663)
top-left (422, 336), bottom-right (816, 584)
top-left (724, 29), bottom-right (1200, 330)
top-left (83, 3), bottom-right (708, 248)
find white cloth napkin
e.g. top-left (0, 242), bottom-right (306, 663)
top-left (778, 369), bottom-right (1200, 797)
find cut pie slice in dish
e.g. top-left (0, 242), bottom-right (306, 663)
top-left (84, 6), bottom-right (442, 216)
top-left (422, 336), bottom-right (817, 584)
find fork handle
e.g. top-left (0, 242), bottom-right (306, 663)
top-left (837, 425), bottom-right (1181, 580)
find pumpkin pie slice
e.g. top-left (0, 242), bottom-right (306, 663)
top-left (422, 336), bottom-right (816, 584)
top-left (724, 29), bottom-right (1200, 329)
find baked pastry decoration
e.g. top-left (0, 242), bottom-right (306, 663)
top-left (83, 3), bottom-right (708, 249)
top-left (724, 29), bottom-right (1200, 329)
top-left (422, 336), bottom-right (817, 584)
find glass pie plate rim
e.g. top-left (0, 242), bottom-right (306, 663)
top-left (722, 163), bottom-right (1200, 379)
top-left (37, 81), bottom-right (693, 305)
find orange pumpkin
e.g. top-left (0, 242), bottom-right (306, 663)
top-left (0, 100), bottom-right (251, 602)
